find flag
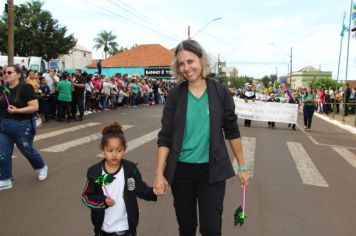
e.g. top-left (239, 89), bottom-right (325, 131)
top-left (352, 2), bottom-right (356, 32)
top-left (341, 11), bottom-right (348, 37)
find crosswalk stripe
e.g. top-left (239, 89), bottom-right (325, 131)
top-left (332, 147), bottom-right (356, 169)
top-left (233, 137), bottom-right (256, 177)
top-left (97, 129), bottom-right (160, 157)
top-left (34, 122), bottom-right (101, 142)
top-left (287, 142), bottom-right (328, 187)
top-left (41, 125), bottom-right (134, 153)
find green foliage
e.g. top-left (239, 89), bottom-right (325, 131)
top-left (310, 77), bottom-right (344, 89)
top-left (222, 75), bottom-right (255, 88)
top-left (0, 0), bottom-right (77, 61)
top-left (261, 74), bottom-right (277, 88)
top-left (93, 30), bottom-right (119, 58)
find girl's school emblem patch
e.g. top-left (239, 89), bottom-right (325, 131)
top-left (127, 178), bottom-right (135, 191)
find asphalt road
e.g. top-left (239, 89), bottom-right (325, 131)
top-left (0, 105), bottom-right (355, 236)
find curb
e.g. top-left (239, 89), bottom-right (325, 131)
top-left (314, 112), bottom-right (356, 135)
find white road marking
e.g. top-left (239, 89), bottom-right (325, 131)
top-left (232, 137), bottom-right (256, 177)
top-left (332, 147), bottom-right (356, 169)
top-left (97, 129), bottom-right (160, 157)
top-left (41, 125), bottom-right (134, 153)
top-left (314, 112), bottom-right (356, 135)
top-left (287, 142), bottom-right (329, 187)
top-left (296, 123), bottom-right (356, 150)
top-left (34, 123), bottom-right (101, 142)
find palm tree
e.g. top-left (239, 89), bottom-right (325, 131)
top-left (93, 31), bottom-right (119, 59)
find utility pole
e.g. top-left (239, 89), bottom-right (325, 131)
top-left (7, 0), bottom-right (14, 65)
top-left (289, 47), bottom-right (293, 89)
top-left (188, 26), bottom-right (191, 39)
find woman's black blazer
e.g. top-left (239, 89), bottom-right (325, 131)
top-left (157, 78), bottom-right (241, 184)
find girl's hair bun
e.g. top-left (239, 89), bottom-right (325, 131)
top-left (102, 122), bottom-right (123, 136)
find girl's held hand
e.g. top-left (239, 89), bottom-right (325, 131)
top-left (7, 105), bottom-right (18, 113)
top-left (153, 174), bottom-right (169, 196)
top-left (105, 197), bottom-right (115, 207)
top-left (238, 171), bottom-right (249, 187)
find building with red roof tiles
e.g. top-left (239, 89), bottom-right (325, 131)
top-left (85, 44), bottom-right (174, 79)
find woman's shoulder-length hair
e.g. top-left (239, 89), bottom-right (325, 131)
top-left (171, 39), bottom-right (211, 82)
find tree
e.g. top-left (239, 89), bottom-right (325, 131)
top-left (261, 74), bottom-right (277, 88)
top-left (0, 0), bottom-right (77, 61)
top-left (310, 77), bottom-right (344, 89)
top-left (93, 31), bottom-right (118, 58)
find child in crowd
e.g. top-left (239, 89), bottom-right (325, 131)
top-left (38, 77), bottom-right (50, 122)
top-left (82, 122), bottom-right (156, 236)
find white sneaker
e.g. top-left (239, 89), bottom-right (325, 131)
top-left (84, 111), bottom-right (89, 116)
top-left (37, 165), bottom-right (48, 181)
top-left (0, 179), bottom-right (13, 191)
top-left (87, 111), bottom-right (93, 114)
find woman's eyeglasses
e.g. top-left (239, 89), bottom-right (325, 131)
top-left (4, 71), bottom-right (14, 75)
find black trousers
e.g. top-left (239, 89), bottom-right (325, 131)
top-left (244, 119), bottom-right (252, 127)
top-left (48, 94), bottom-right (58, 118)
top-left (58, 101), bottom-right (71, 120)
top-left (71, 95), bottom-right (84, 118)
top-left (268, 121), bottom-right (275, 128)
top-left (171, 162), bottom-right (226, 236)
top-left (98, 230), bottom-right (136, 236)
top-left (303, 105), bottom-right (315, 129)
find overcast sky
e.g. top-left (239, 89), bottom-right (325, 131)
top-left (4, 0), bottom-right (356, 79)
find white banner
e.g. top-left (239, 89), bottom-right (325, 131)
top-left (234, 98), bottom-right (298, 124)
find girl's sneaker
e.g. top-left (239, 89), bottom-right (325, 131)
top-left (37, 165), bottom-right (48, 181)
top-left (0, 179), bottom-right (13, 191)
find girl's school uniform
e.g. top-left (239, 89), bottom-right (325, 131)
top-left (82, 159), bottom-right (157, 236)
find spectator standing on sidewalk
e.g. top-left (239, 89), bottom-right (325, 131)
top-left (71, 69), bottom-right (86, 121)
top-left (44, 68), bottom-right (59, 120)
top-left (344, 83), bottom-right (352, 116)
top-left (324, 89), bottom-right (331, 116)
top-left (38, 76), bottom-right (50, 122)
top-left (335, 90), bottom-right (342, 114)
top-left (57, 72), bottom-right (73, 122)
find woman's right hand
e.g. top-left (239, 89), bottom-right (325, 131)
top-left (153, 173), bottom-right (169, 196)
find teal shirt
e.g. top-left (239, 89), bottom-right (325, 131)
top-left (57, 80), bottom-right (72, 102)
top-left (303, 93), bottom-right (315, 106)
top-left (179, 90), bottom-right (210, 163)
top-left (130, 83), bottom-right (139, 94)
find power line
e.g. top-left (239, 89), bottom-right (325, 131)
top-left (199, 31), bottom-right (286, 56)
top-left (85, 0), bottom-right (180, 42)
top-left (105, 0), bottom-right (181, 40)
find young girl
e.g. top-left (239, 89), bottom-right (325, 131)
top-left (82, 122), bottom-right (156, 236)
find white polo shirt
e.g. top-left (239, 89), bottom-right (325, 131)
top-left (43, 73), bottom-right (59, 94)
top-left (101, 167), bottom-right (129, 233)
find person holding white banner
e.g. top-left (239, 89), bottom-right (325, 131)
top-left (267, 93), bottom-right (278, 129)
top-left (241, 84), bottom-right (255, 127)
top-left (288, 92), bottom-right (299, 130)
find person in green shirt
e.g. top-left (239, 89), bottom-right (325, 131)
top-left (302, 86), bottom-right (316, 130)
top-left (56, 72), bottom-right (73, 122)
top-left (154, 39), bottom-right (249, 236)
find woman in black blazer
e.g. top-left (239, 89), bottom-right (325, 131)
top-left (153, 40), bottom-right (249, 236)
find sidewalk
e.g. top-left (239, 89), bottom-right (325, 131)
top-left (314, 111), bottom-right (356, 135)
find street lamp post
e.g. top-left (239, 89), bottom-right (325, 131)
top-left (188, 17), bottom-right (222, 39)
